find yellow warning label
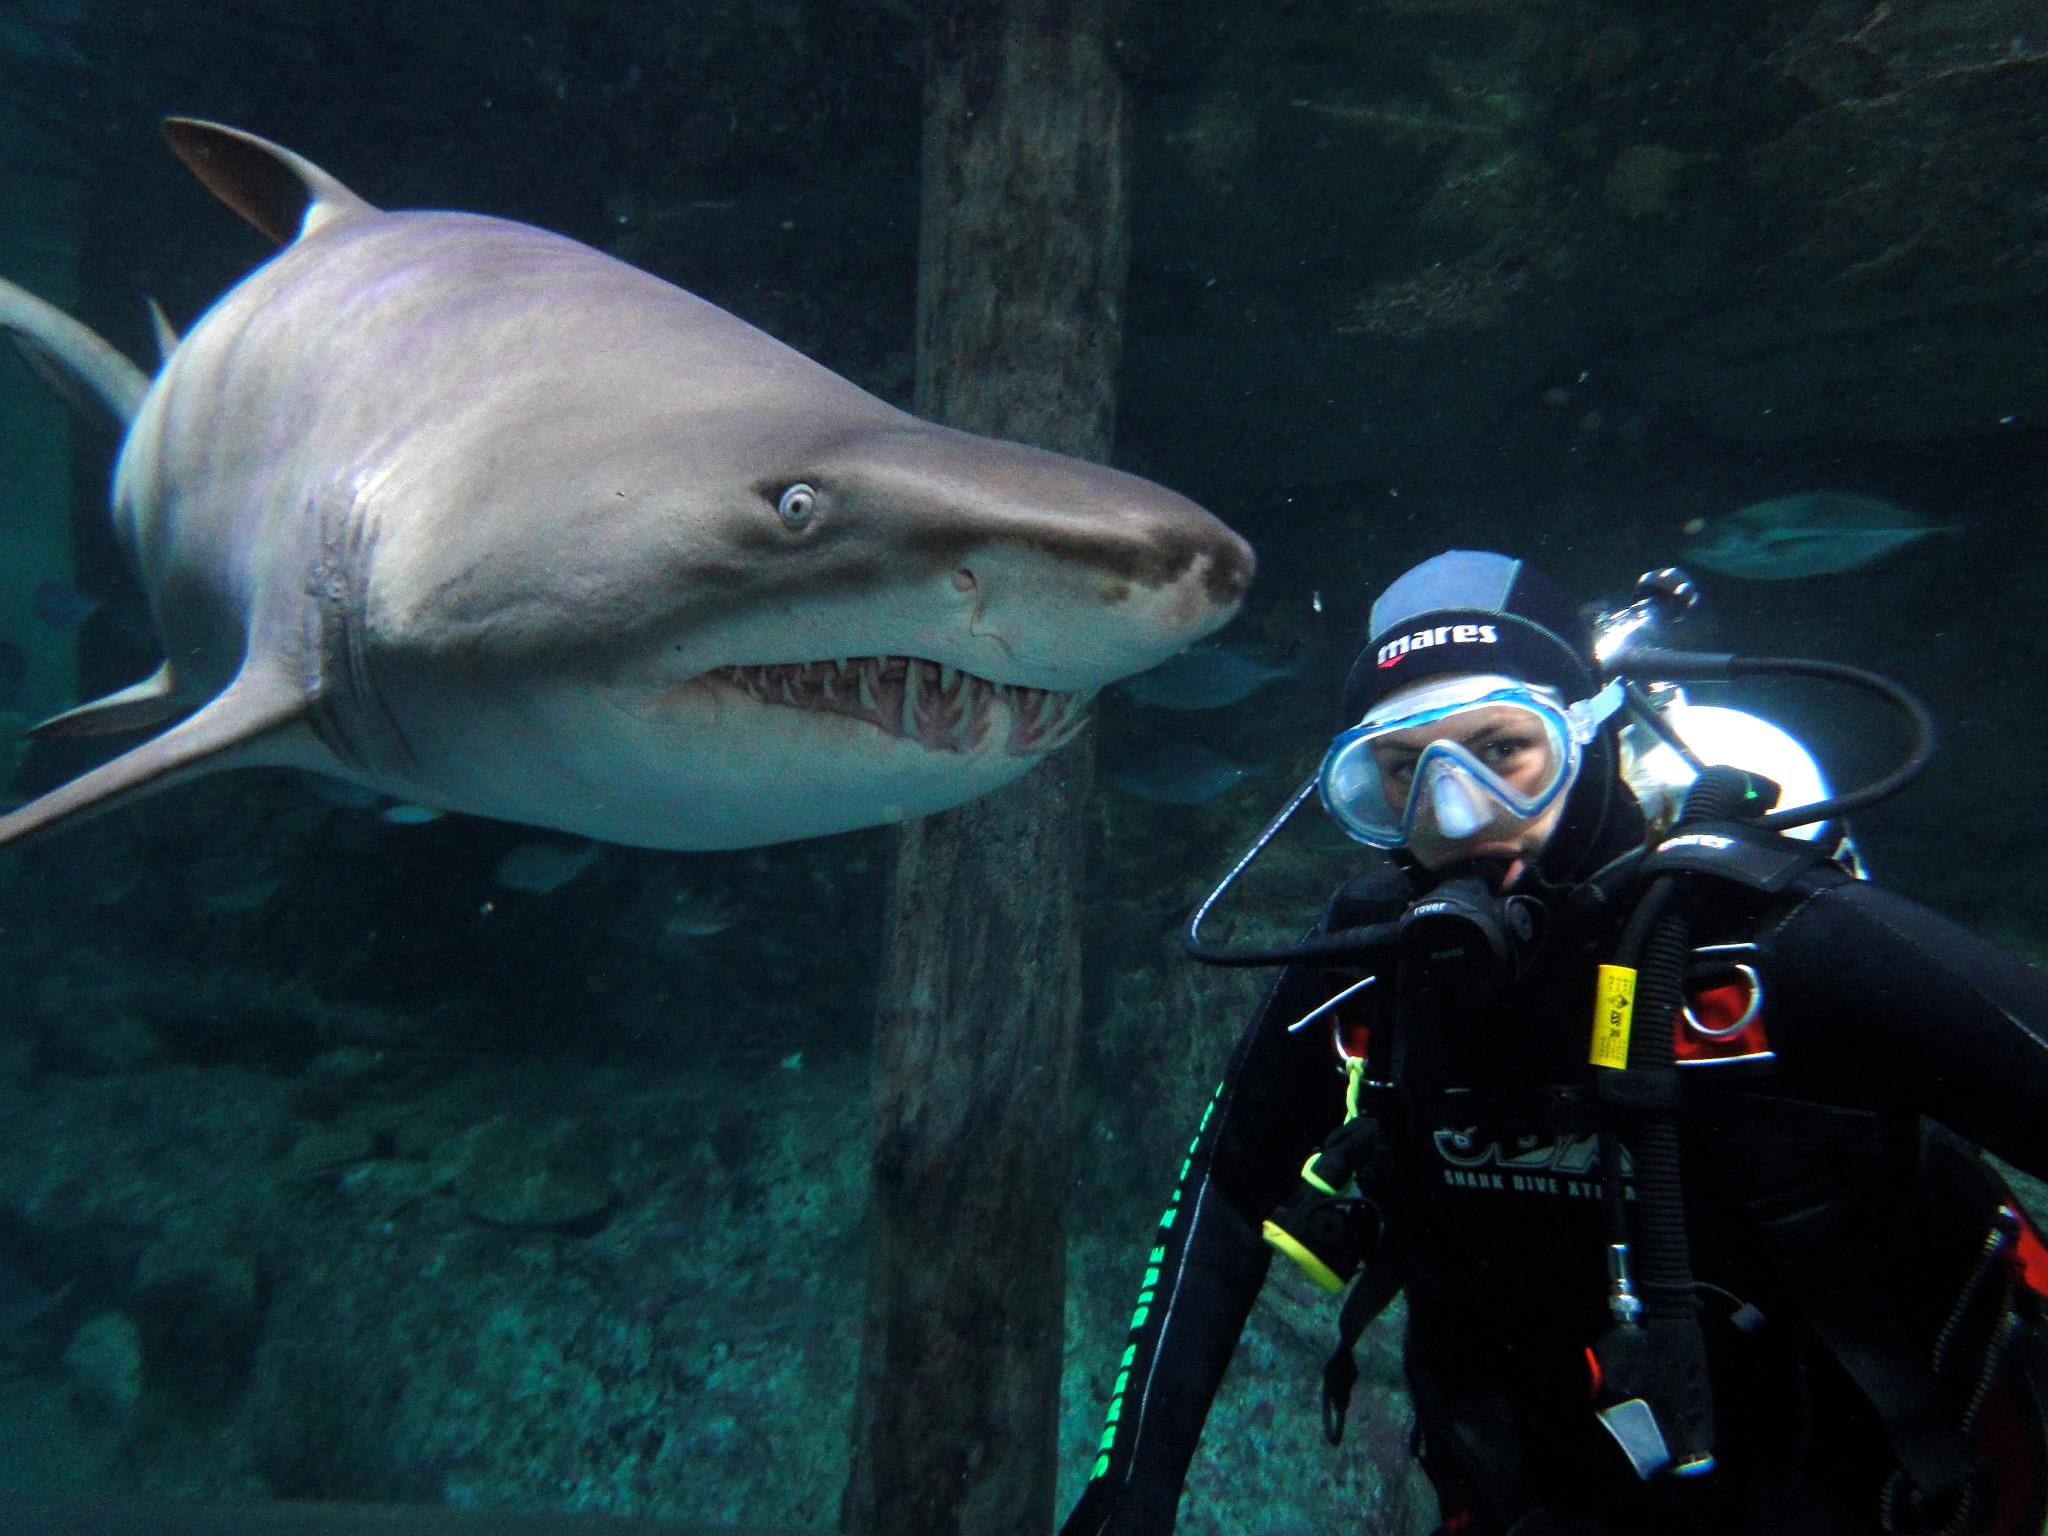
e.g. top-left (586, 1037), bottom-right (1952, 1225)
top-left (1589, 964), bottom-right (1637, 1069)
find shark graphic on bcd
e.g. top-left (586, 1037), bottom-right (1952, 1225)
top-left (0, 121), bottom-right (1253, 852)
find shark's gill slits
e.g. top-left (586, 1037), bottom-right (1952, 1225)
top-left (708, 656), bottom-right (1087, 756)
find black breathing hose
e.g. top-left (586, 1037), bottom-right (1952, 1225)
top-left (1591, 765), bottom-right (1762, 1474)
top-left (1618, 648), bottom-right (1936, 832)
top-left (1609, 770), bottom-right (1764, 1317)
top-left (1181, 776), bottom-right (1408, 966)
top-left (1184, 920), bottom-right (1403, 968)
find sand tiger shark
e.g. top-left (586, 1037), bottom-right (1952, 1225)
top-left (0, 120), bottom-right (1252, 851)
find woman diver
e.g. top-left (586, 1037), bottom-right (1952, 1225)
top-left (1063, 549), bottom-right (2048, 1536)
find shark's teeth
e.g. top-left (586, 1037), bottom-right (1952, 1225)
top-left (901, 660), bottom-right (921, 738)
top-left (1045, 690), bottom-right (1093, 751)
top-left (703, 654), bottom-right (1080, 757)
top-left (962, 676), bottom-right (994, 751)
top-left (911, 659), bottom-right (968, 748)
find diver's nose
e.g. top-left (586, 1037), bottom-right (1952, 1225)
top-left (1428, 763), bottom-right (1492, 838)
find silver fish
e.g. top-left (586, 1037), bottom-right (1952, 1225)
top-left (1117, 641), bottom-right (1305, 710)
top-left (493, 840), bottom-right (601, 895)
top-left (1683, 492), bottom-right (1954, 581)
top-left (1108, 742), bottom-right (1268, 804)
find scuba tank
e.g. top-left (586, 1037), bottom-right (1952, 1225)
top-left (1596, 568), bottom-right (1851, 855)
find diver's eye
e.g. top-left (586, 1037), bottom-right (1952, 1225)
top-left (1476, 733), bottom-right (1533, 766)
top-left (776, 483), bottom-right (818, 529)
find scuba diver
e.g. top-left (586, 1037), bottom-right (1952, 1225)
top-left (1063, 550), bottom-right (2048, 1536)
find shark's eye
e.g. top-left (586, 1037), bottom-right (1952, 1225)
top-left (776, 484), bottom-right (818, 529)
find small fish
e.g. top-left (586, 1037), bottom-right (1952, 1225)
top-left (663, 886), bottom-right (745, 938)
top-left (185, 851), bottom-right (284, 913)
top-left (378, 803), bottom-right (446, 826)
top-left (1683, 493), bottom-right (1955, 580)
top-left (494, 840), bottom-right (600, 894)
top-left (31, 580), bottom-right (101, 631)
top-left (1109, 743), bottom-right (1268, 804)
top-left (1118, 642), bottom-right (1307, 711)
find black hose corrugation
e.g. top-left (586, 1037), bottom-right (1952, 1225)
top-left (1623, 767), bottom-right (1749, 1314)
top-left (1627, 908), bottom-right (1696, 1312)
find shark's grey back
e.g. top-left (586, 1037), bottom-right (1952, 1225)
top-left (119, 207), bottom-right (904, 702)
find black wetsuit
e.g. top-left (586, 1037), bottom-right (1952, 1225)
top-left (1065, 849), bottom-right (2048, 1536)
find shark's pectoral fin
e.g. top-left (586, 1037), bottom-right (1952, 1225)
top-left (0, 668), bottom-right (306, 851)
top-left (162, 118), bottom-right (379, 246)
top-left (29, 662), bottom-right (188, 740)
top-left (0, 275), bottom-right (150, 431)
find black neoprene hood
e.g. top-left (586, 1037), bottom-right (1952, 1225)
top-left (1341, 550), bottom-right (1598, 724)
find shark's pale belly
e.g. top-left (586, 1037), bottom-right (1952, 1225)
top-left (365, 668), bottom-right (1091, 850)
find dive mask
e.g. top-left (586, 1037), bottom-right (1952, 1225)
top-left (1319, 674), bottom-right (1625, 850)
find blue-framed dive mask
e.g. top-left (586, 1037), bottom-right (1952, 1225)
top-left (1319, 674), bottom-right (1625, 850)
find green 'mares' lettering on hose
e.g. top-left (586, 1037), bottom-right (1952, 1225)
top-left (1087, 1080), bottom-right (1225, 1483)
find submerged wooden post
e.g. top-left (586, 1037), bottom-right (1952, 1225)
top-left (841, 4), bottom-right (1128, 1534)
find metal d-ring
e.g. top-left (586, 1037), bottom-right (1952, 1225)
top-left (1683, 962), bottom-right (1762, 1039)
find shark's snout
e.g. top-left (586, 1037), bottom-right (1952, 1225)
top-left (946, 463), bottom-right (1255, 691)
top-left (1145, 516), bottom-right (1256, 629)
top-left (825, 424), bottom-right (1254, 690)
top-left (1205, 532), bottom-right (1258, 608)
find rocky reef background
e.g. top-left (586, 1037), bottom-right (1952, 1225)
top-left (0, 3), bottom-right (2043, 1533)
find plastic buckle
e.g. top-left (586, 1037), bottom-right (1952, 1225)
top-left (1595, 1398), bottom-right (1672, 1480)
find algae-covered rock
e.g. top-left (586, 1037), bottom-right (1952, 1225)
top-left (285, 1125), bottom-right (378, 1177)
top-left (1604, 145), bottom-right (1710, 220)
top-left (1118, 0), bottom-right (2048, 492)
top-left (63, 1310), bottom-right (144, 1422)
top-left (135, 1235), bottom-right (265, 1410)
top-left (33, 1007), bottom-right (168, 1076)
top-left (447, 1114), bottom-right (617, 1233)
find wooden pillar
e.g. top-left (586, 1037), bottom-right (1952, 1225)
top-left (840, 4), bottom-right (1128, 1535)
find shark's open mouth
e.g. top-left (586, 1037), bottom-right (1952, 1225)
top-left (707, 656), bottom-right (1089, 756)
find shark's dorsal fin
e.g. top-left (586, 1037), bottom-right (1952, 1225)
top-left (146, 298), bottom-right (180, 364)
top-left (0, 667), bottom-right (306, 851)
top-left (29, 661), bottom-right (187, 740)
top-left (162, 118), bottom-right (378, 246)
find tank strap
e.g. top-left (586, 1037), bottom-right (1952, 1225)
top-left (1319, 1255), bottom-right (1403, 1445)
top-left (1807, 1310), bottom-right (1982, 1510)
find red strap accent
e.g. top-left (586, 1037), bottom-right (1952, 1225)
top-left (1976, 1373), bottom-right (2043, 1535)
top-left (1672, 977), bottom-right (1771, 1061)
top-left (2015, 1212), bottom-right (2048, 1299)
top-left (1335, 1017), bottom-right (1371, 1061)
top-left (1583, 1344), bottom-right (1603, 1399)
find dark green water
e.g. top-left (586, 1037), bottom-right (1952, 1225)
top-left (1, 4), bottom-right (2041, 1533)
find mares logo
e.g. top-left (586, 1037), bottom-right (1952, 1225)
top-left (1377, 623), bottom-right (1498, 669)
